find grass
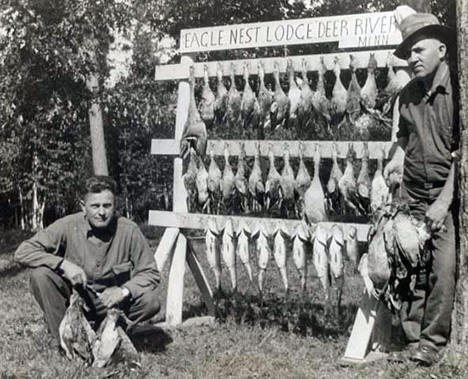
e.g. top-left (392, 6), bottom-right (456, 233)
top-left (1, 227), bottom-right (468, 378)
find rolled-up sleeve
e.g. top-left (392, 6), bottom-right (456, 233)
top-left (124, 227), bottom-right (161, 298)
top-left (14, 221), bottom-right (66, 270)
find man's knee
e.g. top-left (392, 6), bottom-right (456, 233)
top-left (30, 266), bottom-right (59, 288)
top-left (129, 290), bottom-right (160, 321)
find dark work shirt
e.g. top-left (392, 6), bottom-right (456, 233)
top-left (14, 212), bottom-right (160, 298)
top-left (397, 61), bottom-right (455, 196)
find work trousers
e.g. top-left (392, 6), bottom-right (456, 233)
top-left (399, 184), bottom-right (456, 350)
top-left (30, 266), bottom-right (160, 342)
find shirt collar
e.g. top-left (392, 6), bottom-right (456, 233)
top-left (79, 212), bottom-right (117, 239)
top-left (416, 61), bottom-right (450, 96)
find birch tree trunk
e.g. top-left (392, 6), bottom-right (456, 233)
top-left (87, 72), bottom-right (109, 176)
top-left (86, 36), bottom-right (109, 176)
top-left (451, 0), bottom-right (468, 348)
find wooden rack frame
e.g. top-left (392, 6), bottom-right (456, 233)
top-left (150, 10), bottom-right (407, 362)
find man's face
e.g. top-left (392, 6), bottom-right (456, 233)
top-left (407, 38), bottom-right (446, 79)
top-left (81, 190), bottom-right (115, 230)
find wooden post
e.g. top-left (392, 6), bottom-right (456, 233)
top-left (451, 0), bottom-right (468, 349)
top-left (163, 55), bottom-right (192, 326)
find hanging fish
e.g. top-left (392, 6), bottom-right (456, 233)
top-left (345, 225), bottom-right (359, 272)
top-left (313, 224), bottom-right (330, 300)
top-left (328, 224), bottom-right (345, 313)
top-left (221, 218), bottom-right (237, 292)
top-left (236, 220), bottom-right (254, 286)
top-left (292, 221), bottom-right (311, 292)
top-left (205, 217), bottom-right (222, 292)
top-left (272, 221), bottom-right (289, 294)
top-left (252, 222), bottom-right (271, 295)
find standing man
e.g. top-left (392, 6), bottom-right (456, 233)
top-left (15, 176), bottom-right (161, 349)
top-left (384, 7), bottom-right (458, 366)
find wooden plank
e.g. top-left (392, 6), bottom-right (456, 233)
top-left (151, 139), bottom-right (393, 160)
top-left (165, 233), bottom-right (187, 326)
top-left (186, 240), bottom-right (216, 316)
top-left (179, 12), bottom-right (401, 53)
top-left (148, 210), bottom-right (371, 242)
top-left (155, 50), bottom-right (408, 81)
top-left (342, 291), bottom-right (380, 362)
top-left (154, 227), bottom-right (180, 272)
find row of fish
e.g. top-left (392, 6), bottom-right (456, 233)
top-left (205, 217), bottom-right (361, 302)
top-left (184, 141), bottom-right (391, 220)
top-left (180, 52), bottom-right (409, 158)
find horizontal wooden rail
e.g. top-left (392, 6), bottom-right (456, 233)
top-left (148, 210), bottom-right (371, 242)
top-left (155, 50), bottom-right (408, 81)
top-left (151, 139), bottom-right (393, 159)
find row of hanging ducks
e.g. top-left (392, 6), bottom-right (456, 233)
top-left (180, 52), bottom-right (408, 158)
top-left (205, 217), bottom-right (364, 307)
top-left (183, 141), bottom-right (390, 221)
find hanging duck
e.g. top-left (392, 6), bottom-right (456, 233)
top-left (248, 142), bottom-right (265, 212)
top-left (279, 142), bottom-right (296, 218)
top-left (183, 147), bottom-right (199, 212)
top-left (207, 150), bottom-right (222, 214)
top-left (311, 56), bottom-right (331, 137)
top-left (326, 142), bottom-right (343, 217)
top-left (297, 58), bottom-right (315, 132)
top-left (287, 59), bottom-right (301, 129)
top-left (226, 62), bottom-right (242, 131)
top-left (221, 143), bottom-right (236, 214)
top-left (199, 64), bottom-right (216, 127)
top-left (265, 144), bottom-right (281, 211)
top-left (356, 142), bottom-right (371, 215)
top-left (270, 61), bottom-right (290, 130)
top-left (303, 144), bottom-right (327, 224)
top-left (240, 62), bottom-right (260, 131)
top-left (196, 154), bottom-right (210, 213)
top-left (257, 61), bottom-right (273, 133)
top-left (214, 62), bottom-right (228, 124)
top-left (234, 142), bottom-right (249, 213)
top-left (294, 142), bottom-right (311, 218)
top-left (371, 145), bottom-right (390, 215)
top-left (180, 65), bottom-right (208, 158)
top-left (360, 53), bottom-right (378, 110)
top-left (330, 56), bottom-right (347, 127)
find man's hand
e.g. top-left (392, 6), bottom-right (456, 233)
top-left (426, 198), bottom-right (450, 232)
top-left (99, 286), bottom-right (128, 308)
top-left (383, 159), bottom-right (404, 186)
top-left (60, 260), bottom-right (87, 286)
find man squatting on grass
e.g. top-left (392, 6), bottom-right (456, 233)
top-left (14, 176), bottom-right (161, 348)
top-left (383, 7), bottom-right (459, 366)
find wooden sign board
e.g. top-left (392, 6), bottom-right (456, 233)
top-left (180, 12), bottom-right (401, 53)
